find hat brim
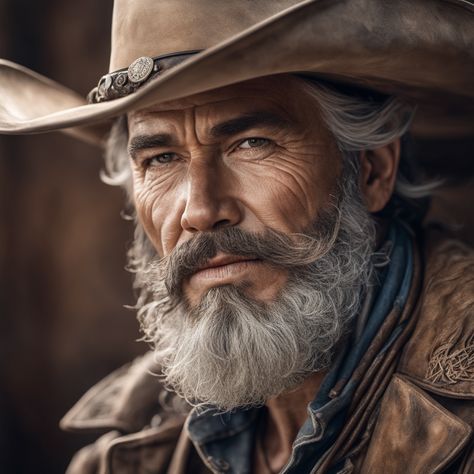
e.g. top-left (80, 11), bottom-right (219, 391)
top-left (1, 0), bottom-right (473, 146)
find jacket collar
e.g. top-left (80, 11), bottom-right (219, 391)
top-left (398, 233), bottom-right (474, 399)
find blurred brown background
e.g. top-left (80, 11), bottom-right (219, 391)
top-left (0, 1), bottom-right (472, 473)
top-left (0, 1), bottom-right (145, 473)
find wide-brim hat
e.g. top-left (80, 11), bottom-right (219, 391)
top-left (0, 0), bottom-right (473, 147)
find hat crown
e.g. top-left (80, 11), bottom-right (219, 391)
top-left (109, 0), bottom-right (302, 71)
top-left (1, 0), bottom-right (473, 142)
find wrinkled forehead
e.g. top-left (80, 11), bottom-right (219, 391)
top-left (127, 75), bottom-right (315, 132)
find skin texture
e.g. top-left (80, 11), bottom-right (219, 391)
top-left (128, 75), bottom-right (343, 306)
top-left (127, 74), bottom-right (400, 472)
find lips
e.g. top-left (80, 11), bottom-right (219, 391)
top-left (188, 253), bottom-right (261, 285)
top-left (184, 253), bottom-right (283, 306)
top-left (197, 254), bottom-right (259, 272)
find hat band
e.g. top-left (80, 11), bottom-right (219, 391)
top-left (88, 50), bottom-right (200, 104)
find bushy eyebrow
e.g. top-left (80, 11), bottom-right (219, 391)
top-left (209, 111), bottom-right (290, 139)
top-left (128, 134), bottom-right (175, 160)
top-left (128, 111), bottom-right (290, 160)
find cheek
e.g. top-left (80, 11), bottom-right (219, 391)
top-left (235, 148), bottom-right (338, 232)
top-left (132, 166), bottom-right (184, 256)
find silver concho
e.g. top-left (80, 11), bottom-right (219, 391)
top-left (127, 56), bottom-right (154, 84)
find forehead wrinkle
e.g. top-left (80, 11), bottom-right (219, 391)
top-left (131, 92), bottom-right (291, 122)
top-left (132, 96), bottom-right (254, 117)
top-left (185, 106), bottom-right (202, 146)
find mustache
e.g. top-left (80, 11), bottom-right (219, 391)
top-left (149, 207), bottom-right (341, 299)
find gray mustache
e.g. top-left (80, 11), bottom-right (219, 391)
top-left (152, 212), bottom-right (339, 299)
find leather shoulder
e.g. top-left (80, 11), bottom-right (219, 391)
top-left (398, 233), bottom-right (474, 399)
top-left (61, 351), bottom-right (188, 433)
top-left (361, 374), bottom-right (472, 474)
top-left (62, 353), bottom-right (190, 474)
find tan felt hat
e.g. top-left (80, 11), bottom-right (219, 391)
top-left (0, 0), bottom-right (473, 146)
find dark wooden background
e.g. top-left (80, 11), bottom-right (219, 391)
top-left (0, 1), bottom-right (145, 473)
top-left (0, 1), bottom-right (472, 473)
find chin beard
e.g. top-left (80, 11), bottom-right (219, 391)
top-left (135, 164), bottom-right (375, 411)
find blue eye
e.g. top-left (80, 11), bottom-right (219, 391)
top-left (144, 153), bottom-right (177, 167)
top-left (238, 138), bottom-right (270, 149)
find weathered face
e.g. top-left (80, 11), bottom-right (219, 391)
top-left (127, 75), bottom-right (342, 306)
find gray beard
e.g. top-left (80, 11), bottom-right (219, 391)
top-left (136, 161), bottom-right (376, 411)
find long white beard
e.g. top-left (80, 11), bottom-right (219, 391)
top-left (136, 165), bottom-right (375, 411)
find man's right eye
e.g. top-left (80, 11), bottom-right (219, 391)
top-left (143, 153), bottom-right (177, 168)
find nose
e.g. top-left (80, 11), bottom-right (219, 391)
top-left (181, 159), bottom-right (242, 233)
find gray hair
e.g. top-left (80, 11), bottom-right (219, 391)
top-left (298, 79), bottom-right (440, 216)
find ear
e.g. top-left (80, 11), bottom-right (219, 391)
top-left (359, 139), bottom-right (401, 213)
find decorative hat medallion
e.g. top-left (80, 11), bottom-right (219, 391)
top-left (127, 56), bottom-right (154, 83)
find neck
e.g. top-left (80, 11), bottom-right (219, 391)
top-left (258, 371), bottom-right (326, 472)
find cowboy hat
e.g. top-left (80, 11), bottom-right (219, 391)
top-left (0, 0), bottom-right (473, 146)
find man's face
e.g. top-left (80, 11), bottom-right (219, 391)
top-left (126, 75), bottom-right (375, 409)
top-left (127, 75), bottom-right (342, 307)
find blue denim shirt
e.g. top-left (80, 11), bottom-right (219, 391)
top-left (187, 223), bottom-right (414, 474)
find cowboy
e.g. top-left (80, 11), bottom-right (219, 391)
top-left (1, 0), bottom-right (473, 472)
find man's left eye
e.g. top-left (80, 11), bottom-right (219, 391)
top-left (237, 138), bottom-right (270, 149)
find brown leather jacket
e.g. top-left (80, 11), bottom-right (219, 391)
top-left (62, 233), bottom-right (474, 473)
